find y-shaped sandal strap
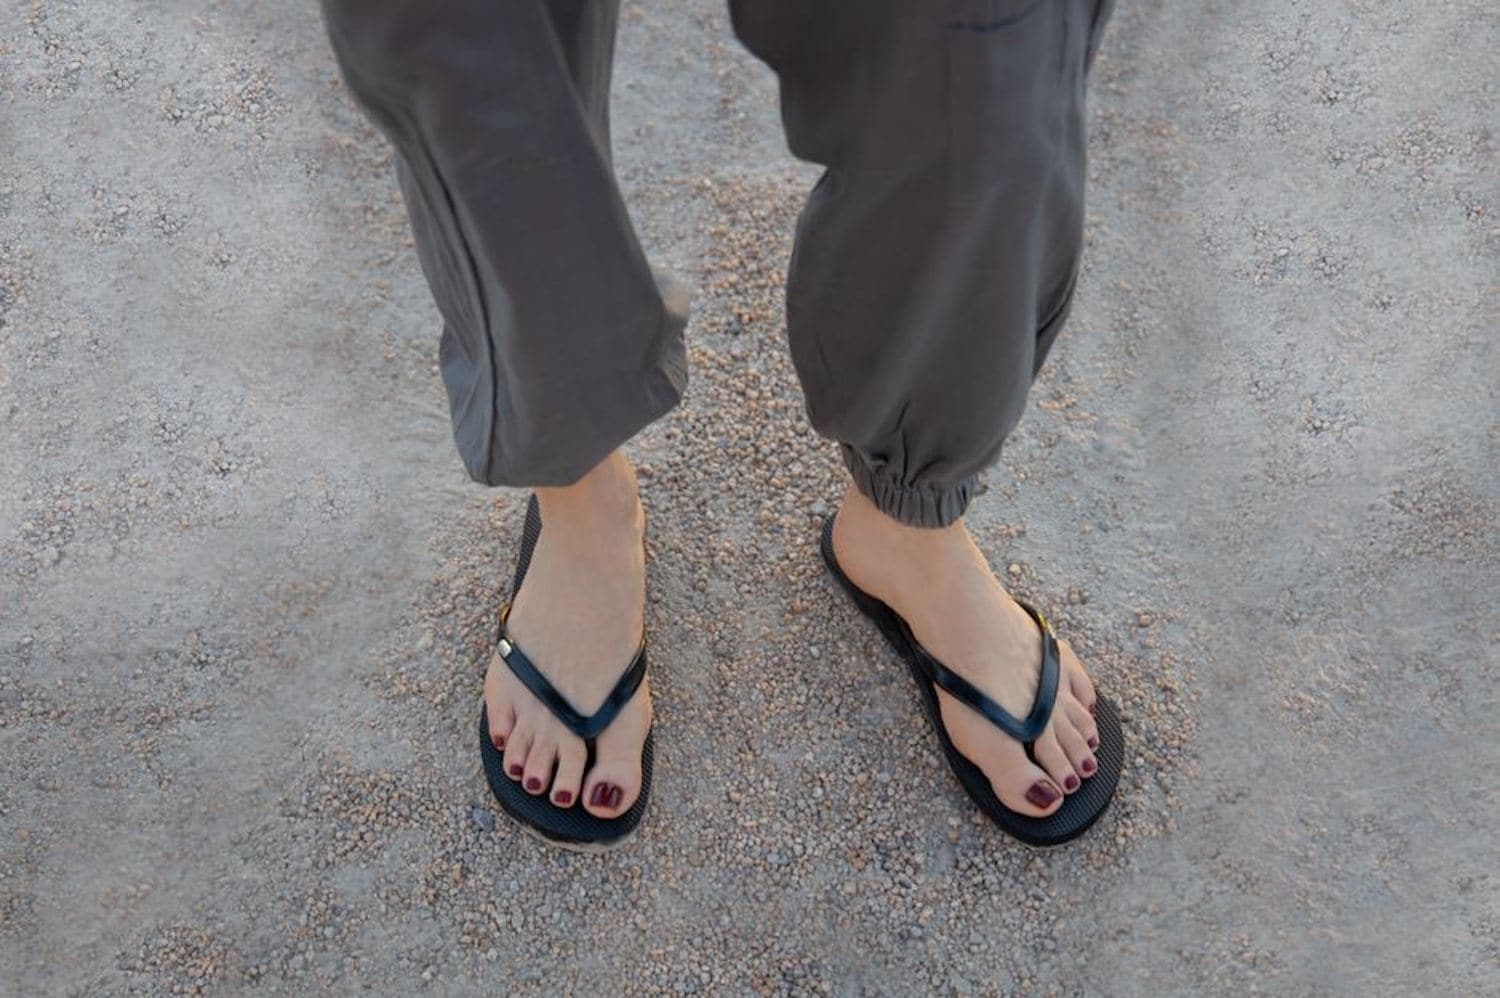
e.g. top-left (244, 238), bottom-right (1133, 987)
top-left (494, 603), bottom-right (647, 742)
top-left (910, 599), bottom-right (1060, 745)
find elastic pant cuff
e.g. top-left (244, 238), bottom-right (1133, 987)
top-left (840, 444), bottom-right (978, 529)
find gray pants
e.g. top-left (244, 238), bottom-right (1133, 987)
top-left (320, 0), bottom-right (1114, 527)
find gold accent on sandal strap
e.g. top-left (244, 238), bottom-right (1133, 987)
top-left (497, 601), bottom-right (514, 657)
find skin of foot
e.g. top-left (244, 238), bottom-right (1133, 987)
top-left (484, 450), bottom-right (653, 819)
top-left (830, 483), bottom-right (1101, 818)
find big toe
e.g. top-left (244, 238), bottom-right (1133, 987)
top-left (994, 757), bottom-right (1067, 818)
top-left (581, 759), bottom-right (641, 819)
top-left (944, 702), bottom-right (1068, 818)
top-left (580, 682), bottom-right (651, 819)
top-left (581, 704), bottom-right (648, 818)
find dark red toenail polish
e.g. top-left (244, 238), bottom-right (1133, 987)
top-left (508, 764), bottom-right (522, 778)
top-left (1026, 782), bottom-right (1060, 808)
top-left (607, 786), bottom-right (623, 809)
top-left (555, 790), bottom-right (572, 805)
top-left (1081, 757), bottom-right (1096, 776)
top-left (525, 777), bottom-right (541, 791)
top-left (1087, 735), bottom-right (1099, 750)
top-left (493, 736), bottom-right (505, 750)
top-left (589, 785), bottom-right (606, 807)
top-left (1064, 774), bottom-right (1080, 792)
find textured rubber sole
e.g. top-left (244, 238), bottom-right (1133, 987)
top-left (468, 756), bottom-right (641, 855)
top-left (476, 495), bottom-right (653, 850)
top-left (819, 515), bottom-right (1123, 847)
top-left (468, 757), bottom-right (642, 855)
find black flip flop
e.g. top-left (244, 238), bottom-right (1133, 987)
top-left (819, 514), bottom-right (1123, 847)
top-left (477, 495), bottom-right (654, 850)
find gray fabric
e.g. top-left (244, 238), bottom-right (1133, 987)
top-left (319, 0), bottom-right (1114, 526)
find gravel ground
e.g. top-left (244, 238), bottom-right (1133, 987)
top-left (2, 1), bottom-right (1496, 995)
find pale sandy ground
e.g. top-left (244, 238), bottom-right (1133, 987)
top-left (1, 1), bottom-right (1496, 994)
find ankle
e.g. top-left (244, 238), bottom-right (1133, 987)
top-left (838, 483), bottom-right (963, 546)
top-left (536, 451), bottom-right (642, 529)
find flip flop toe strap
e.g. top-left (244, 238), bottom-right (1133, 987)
top-left (912, 600), bottom-right (1060, 745)
top-left (495, 604), bottom-right (647, 742)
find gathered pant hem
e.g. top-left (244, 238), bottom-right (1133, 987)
top-left (840, 444), bottom-right (979, 529)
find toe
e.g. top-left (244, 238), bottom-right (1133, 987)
top-left (581, 721), bottom-right (645, 818)
top-left (551, 739), bottom-right (586, 808)
top-left (1033, 729), bottom-right (1082, 795)
top-left (484, 652), bottom-right (518, 752)
top-left (501, 722), bottom-right (533, 782)
top-left (1064, 698), bottom-right (1100, 755)
top-left (581, 682), bottom-right (650, 818)
top-left (581, 760), bottom-right (640, 819)
top-left (1053, 708), bottom-right (1097, 782)
top-left (521, 736), bottom-right (557, 796)
top-left (990, 756), bottom-right (1066, 818)
top-left (486, 696), bottom-right (516, 753)
top-left (1060, 639), bottom-right (1097, 710)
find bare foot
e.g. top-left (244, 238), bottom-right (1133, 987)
top-left (483, 451), bottom-right (653, 818)
top-left (830, 484), bottom-right (1100, 817)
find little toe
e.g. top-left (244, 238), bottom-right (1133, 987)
top-left (1063, 698), bottom-right (1100, 753)
top-left (1054, 711), bottom-right (1096, 781)
top-left (1033, 729), bottom-right (1082, 794)
top-left (521, 738), bottom-right (557, 796)
top-left (551, 740), bottom-right (586, 808)
top-left (501, 723), bottom-right (533, 782)
top-left (486, 697), bottom-right (516, 753)
top-left (1060, 640), bottom-right (1097, 709)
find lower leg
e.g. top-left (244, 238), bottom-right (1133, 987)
top-left (533, 449), bottom-right (643, 533)
top-left (323, 2), bottom-right (672, 824)
top-left (735, 0), bottom-right (1114, 815)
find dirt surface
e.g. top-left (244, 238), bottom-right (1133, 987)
top-left (2, 1), bottom-right (1495, 994)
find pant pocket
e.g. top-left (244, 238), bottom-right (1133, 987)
top-left (945, 0), bottom-right (1048, 32)
top-left (943, 0), bottom-right (1068, 196)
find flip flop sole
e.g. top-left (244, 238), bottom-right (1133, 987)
top-left (820, 516), bottom-right (1123, 847)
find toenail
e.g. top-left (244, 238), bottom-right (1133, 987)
top-left (1026, 782), bottom-right (1060, 808)
top-left (607, 786), bottom-right (623, 809)
top-left (508, 764), bottom-right (522, 778)
top-left (1081, 757), bottom-right (1096, 776)
top-left (1063, 774), bottom-right (1080, 792)
top-left (554, 790), bottom-right (573, 805)
top-left (589, 785), bottom-right (606, 807)
top-left (1087, 735), bottom-right (1099, 750)
top-left (525, 777), bottom-right (541, 791)
top-left (492, 736), bottom-right (505, 749)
